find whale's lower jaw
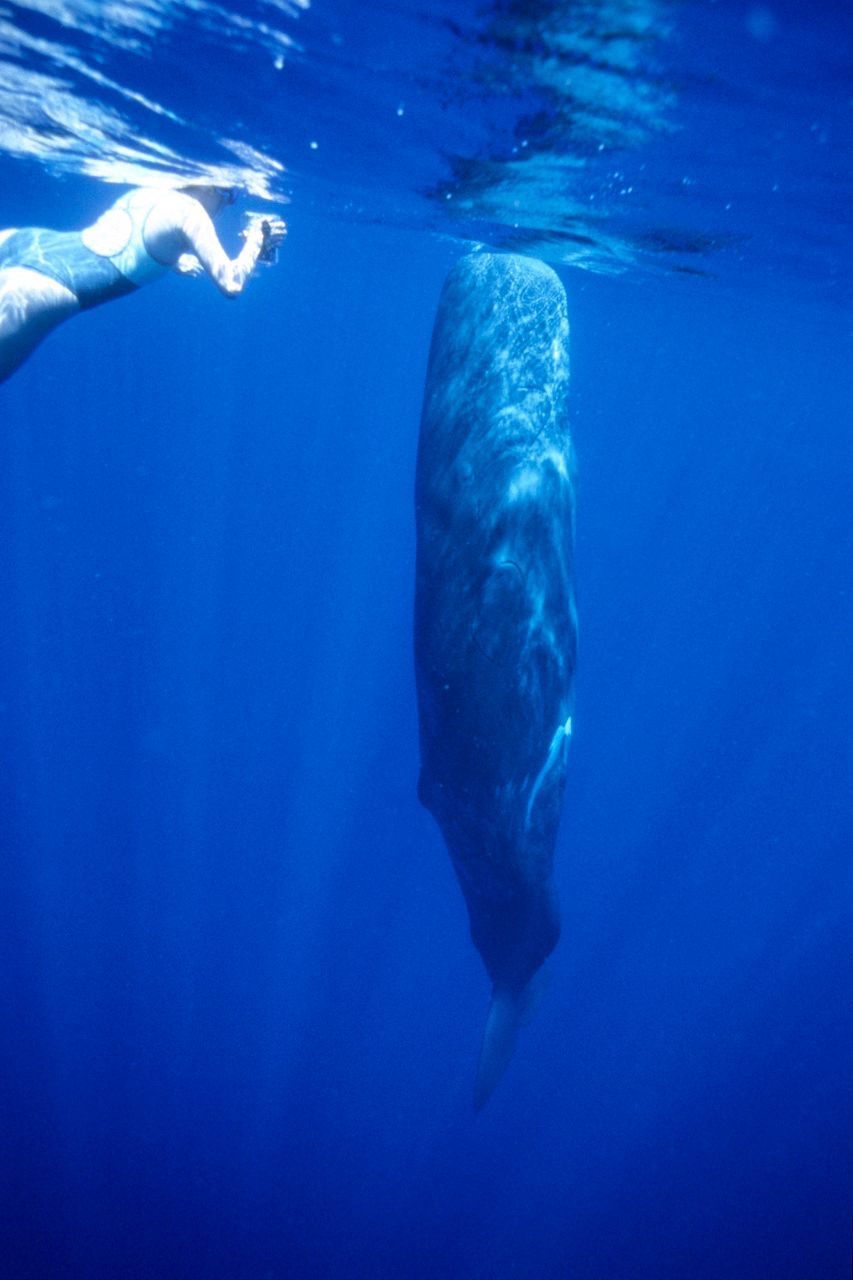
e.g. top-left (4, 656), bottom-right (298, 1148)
top-left (467, 863), bottom-right (560, 1110)
top-left (475, 987), bottom-right (525, 1111)
top-left (474, 971), bottom-right (551, 1111)
top-left (438, 805), bottom-right (562, 1109)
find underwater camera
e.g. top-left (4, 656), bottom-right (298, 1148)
top-left (243, 211), bottom-right (278, 265)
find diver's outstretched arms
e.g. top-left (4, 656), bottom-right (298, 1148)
top-left (169, 195), bottom-right (287, 297)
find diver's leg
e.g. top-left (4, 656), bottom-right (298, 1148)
top-left (0, 267), bottom-right (79, 384)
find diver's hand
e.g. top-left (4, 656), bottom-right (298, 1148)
top-left (241, 213), bottom-right (288, 263)
top-left (260, 216), bottom-right (287, 252)
top-left (174, 253), bottom-right (204, 277)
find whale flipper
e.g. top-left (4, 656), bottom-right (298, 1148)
top-left (415, 251), bottom-right (577, 1107)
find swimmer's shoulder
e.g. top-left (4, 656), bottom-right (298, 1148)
top-left (141, 188), bottom-right (212, 232)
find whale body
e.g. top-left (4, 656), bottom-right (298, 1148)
top-left (414, 252), bottom-right (577, 1109)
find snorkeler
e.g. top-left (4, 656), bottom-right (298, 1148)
top-left (0, 184), bottom-right (287, 385)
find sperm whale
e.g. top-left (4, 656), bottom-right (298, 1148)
top-left (414, 251), bottom-right (577, 1108)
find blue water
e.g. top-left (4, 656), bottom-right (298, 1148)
top-left (1, 3), bottom-right (851, 1278)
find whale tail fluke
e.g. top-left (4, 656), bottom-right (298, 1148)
top-left (473, 975), bottom-right (548, 1111)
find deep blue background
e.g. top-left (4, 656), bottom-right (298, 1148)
top-left (0, 164), bottom-right (850, 1277)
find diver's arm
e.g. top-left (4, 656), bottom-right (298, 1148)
top-left (178, 201), bottom-right (267, 297)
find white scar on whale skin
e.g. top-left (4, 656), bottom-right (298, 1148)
top-left (544, 446), bottom-right (570, 479)
top-left (524, 715), bottom-right (573, 831)
top-left (508, 467), bottom-right (542, 501)
top-left (506, 448), bottom-right (570, 503)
